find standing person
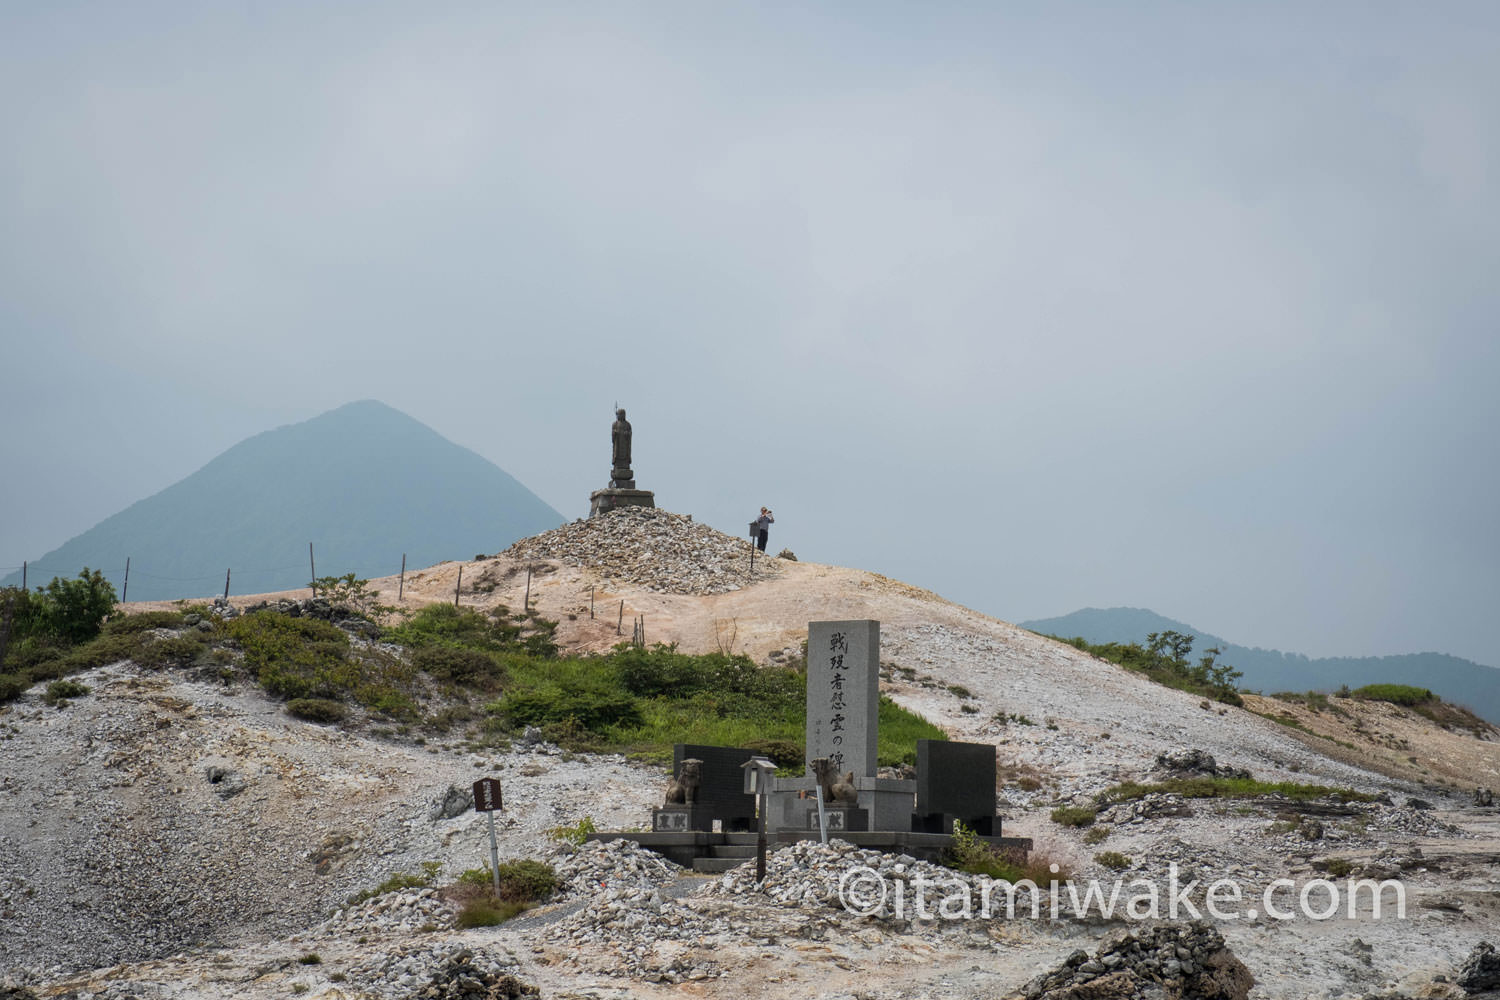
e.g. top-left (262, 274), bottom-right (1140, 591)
top-left (755, 507), bottom-right (774, 553)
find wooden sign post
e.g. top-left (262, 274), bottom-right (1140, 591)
top-left (473, 777), bottom-right (504, 899)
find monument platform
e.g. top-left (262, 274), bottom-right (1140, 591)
top-left (586, 830), bottom-right (1033, 871)
top-left (589, 487), bottom-right (656, 518)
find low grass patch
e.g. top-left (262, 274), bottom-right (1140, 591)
top-left (454, 898), bottom-right (531, 927)
top-left (1352, 684), bottom-right (1434, 706)
top-left (480, 642), bottom-right (944, 767)
top-left (1093, 851), bottom-right (1131, 870)
top-left (226, 611), bottom-right (420, 719)
top-left (1099, 776), bottom-right (1375, 805)
top-left (43, 679), bottom-right (90, 706)
top-left (1050, 805), bottom-right (1097, 828)
top-left (943, 821), bottom-right (1070, 885)
top-left (286, 698), bottom-right (348, 723)
top-left (450, 859), bottom-right (558, 927)
top-left (347, 861), bottom-right (442, 905)
top-left (1050, 631), bottom-right (1243, 706)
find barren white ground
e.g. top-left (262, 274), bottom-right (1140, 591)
top-left (5, 552), bottom-right (1498, 998)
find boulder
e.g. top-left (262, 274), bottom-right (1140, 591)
top-left (1458, 942), bottom-right (1500, 993)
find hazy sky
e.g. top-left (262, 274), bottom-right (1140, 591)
top-left (3, 4), bottom-right (1497, 668)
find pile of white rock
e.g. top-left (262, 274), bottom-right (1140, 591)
top-left (699, 839), bottom-right (1037, 922)
top-left (541, 885), bottom-right (733, 983)
top-left (504, 507), bottom-right (781, 596)
top-left (343, 941), bottom-right (532, 999)
top-left (546, 838), bottom-right (685, 899)
top-left (315, 888), bottom-right (456, 937)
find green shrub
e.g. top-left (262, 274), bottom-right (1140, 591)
top-left (743, 738), bottom-right (804, 769)
top-left (385, 603), bottom-right (556, 656)
top-left (1050, 806), bottom-right (1098, 828)
top-left (494, 859), bottom-right (557, 902)
top-left (101, 611), bottom-right (187, 635)
top-left (133, 634), bottom-right (208, 670)
top-left (1051, 630), bottom-right (1243, 706)
top-left (225, 611), bottom-right (352, 700)
top-left (1324, 857), bottom-right (1354, 877)
top-left (943, 821), bottom-right (1068, 886)
top-left (52, 632), bottom-right (143, 672)
top-left (43, 679), bottom-right (91, 706)
top-left (1352, 684), bottom-right (1434, 706)
top-left (454, 898), bottom-right (529, 927)
top-left (546, 817), bottom-right (598, 846)
top-left (286, 698), bottom-right (348, 723)
top-left (33, 570), bottom-right (118, 644)
top-left (944, 821), bottom-right (1025, 881)
top-left (493, 661), bottom-right (642, 730)
top-left (614, 643), bottom-right (798, 701)
top-left (0, 673), bottom-right (27, 703)
top-left (347, 861), bottom-right (441, 905)
top-left (1082, 825), bottom-right (1110, 845)
top-left (1094, 851), bottom-right (1131, 870)
top-left (310, 573), bottom-right (383, 617)
top-left (297, 953), bottom-right (322, 965)
top-left (413, 645), bottom-right (505, 690)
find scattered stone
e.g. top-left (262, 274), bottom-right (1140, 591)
top-left (1474, 788), bottom-right (1494, 808)
top-left (1099, 794), bottom-right (1194, 823)
top-left (203, 764), bottom-right (248, 800)
top-left (417, 948), bottom-right (539, 999)
top-left (1154, 749), bottom-right (1252, 781)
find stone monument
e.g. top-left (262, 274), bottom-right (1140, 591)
top-left (589, 406), bottom-right (656, 517)
top-left (768, 619), bottom-right (916, 832)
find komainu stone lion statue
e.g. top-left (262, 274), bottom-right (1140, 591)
top-left (810, 757), bottom-right (858, 805)
top-left (664, 758), bottom-right (703, 806)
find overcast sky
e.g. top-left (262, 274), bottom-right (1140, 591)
top-left (3, 3), bottom-right (1497, 669)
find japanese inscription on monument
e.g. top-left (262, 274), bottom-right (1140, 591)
top-left (806, 620), bottom-right (879, 779)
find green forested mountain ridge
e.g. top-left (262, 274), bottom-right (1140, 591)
top-left (2, 401), bottom-right (564, 602)
top-left (1021, 606), bottom-right (1500, 726)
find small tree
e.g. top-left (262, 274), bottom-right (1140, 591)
top-left (36, 569), bottom-right (117, 644)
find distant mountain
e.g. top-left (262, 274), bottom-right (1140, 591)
top-left (1021, 606), bottom-right (1500, 726)
top-left (2, 401), bottom-right (564, 601)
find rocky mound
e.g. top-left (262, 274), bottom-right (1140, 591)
top-left (503, 507), bottom-right (781, 595)
top-left (1021, 922), bottom-right (1254, 1000)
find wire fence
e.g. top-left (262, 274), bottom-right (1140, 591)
top-left (0, 547), bottom-right (428, 602)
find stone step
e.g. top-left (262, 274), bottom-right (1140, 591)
top-left (707, 844), bottom-right (758, 858)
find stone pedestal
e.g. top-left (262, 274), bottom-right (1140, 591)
top-left (652, 805), bottom-right (715, 832)
top-left (589, 487), bottom-right (656, 518)
top-left (767, 776), bottom-right (914, 834)
top-left (804, 805), bottom-right (868, 832)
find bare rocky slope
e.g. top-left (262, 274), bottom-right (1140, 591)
top-left (4, 507), bottom-right (1499, 999)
